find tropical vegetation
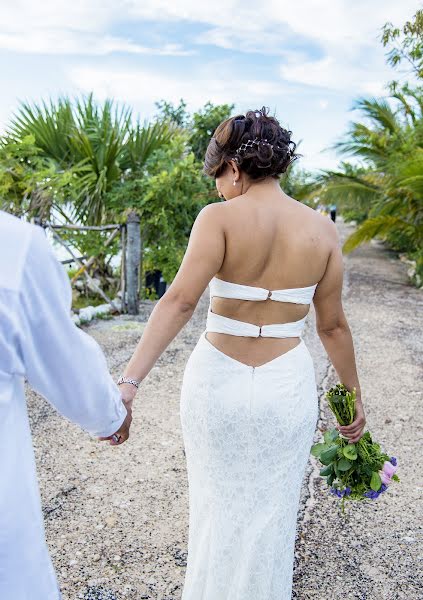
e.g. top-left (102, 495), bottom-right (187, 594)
top-left (0, 10), bottom-right (421, 304)
top-left (312, 9), bottom-right (423, 286)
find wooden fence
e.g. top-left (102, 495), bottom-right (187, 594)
top-left (38, 212), bottom-right (141, 315)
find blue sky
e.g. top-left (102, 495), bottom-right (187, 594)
top-left (0, 0), bottom-right (419, 171)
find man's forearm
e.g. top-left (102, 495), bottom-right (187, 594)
top-left (317, 324), bottom-right (362, 403)
top-left (123, 295), bottom-right (195, 382)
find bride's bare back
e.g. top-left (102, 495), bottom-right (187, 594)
top-left (205, 185), bottom-right (340, 367)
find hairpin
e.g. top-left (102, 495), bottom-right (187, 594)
top-left (234, 137), bottom-right (273, 156)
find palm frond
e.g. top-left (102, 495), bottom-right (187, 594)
top-left (351, 97), bottom-right (400, 133)
top-left (121, 118), bottom-right (178, 172)
top-left (343, 215), bottom-right (418, 253)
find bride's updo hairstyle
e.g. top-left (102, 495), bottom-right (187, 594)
top-left (203, 106), bottom-right (300, 181)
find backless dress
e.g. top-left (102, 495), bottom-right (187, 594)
top-left (179, 276), bottom-right (319, 599)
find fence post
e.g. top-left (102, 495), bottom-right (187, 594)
top-left (126, 211), bottom-right (141, 315)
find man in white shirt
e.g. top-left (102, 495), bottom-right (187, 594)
top-left (0, 211), bottom-right (131, 599)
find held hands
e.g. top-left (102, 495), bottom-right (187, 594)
top-left (98, 383), bottom-right (138, 446)
top-left (117, 382), bottom-right (138, 412)
top-left (336, 399), bottom-right (366, 444)
top-left (98, 402), bottom-right (132, 446)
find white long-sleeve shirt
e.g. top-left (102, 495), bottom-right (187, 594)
top-left (0, 211), bottom-right (127, 599)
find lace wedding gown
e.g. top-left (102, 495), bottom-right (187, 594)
top-left (179, 277), bottom-right (319, 599)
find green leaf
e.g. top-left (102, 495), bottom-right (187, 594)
top-left (343, 444), bottom-right (358, 460)
top-left (370, 471), bottom-right (382, 491)
top-left (323, 428), bottom-right (339, 444)
top-left (320, 445), bottom-right (339, 465)
top-left (320, 465), bottom-right (333, 477)
top-left (333, 461), bottom-right (340, 478)
top-left (327, 472), bottom-right (335, 486)
top-left (337, 458), bottom-right (352, 471)
top-left (310, 443), bottom-right (328, 457)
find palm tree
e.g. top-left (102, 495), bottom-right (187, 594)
top-left (5, 94), bottom-right (178, 224)
top-left (313, 92), bottom-right (423, 262)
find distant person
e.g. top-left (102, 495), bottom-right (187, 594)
top-left (329, 203), bottom-right (337, 222)
top-left (0, 211), bottom-right (131, 600)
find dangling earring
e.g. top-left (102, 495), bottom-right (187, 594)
top-left (233, 180), bottom-right (237, 186)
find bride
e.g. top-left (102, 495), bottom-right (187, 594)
top-left (116, 106), bottom-right (366, 599)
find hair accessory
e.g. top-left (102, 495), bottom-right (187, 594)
top-left (234, 137), bottom-right (273, 157)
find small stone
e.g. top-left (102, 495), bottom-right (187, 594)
top-left (105, 515), bottom-right (117, 527)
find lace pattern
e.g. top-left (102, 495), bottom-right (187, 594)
top-left (179, 332), bottom-right (318, 599)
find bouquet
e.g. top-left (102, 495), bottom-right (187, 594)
top-left (311, 383), bottom-right (399, 512)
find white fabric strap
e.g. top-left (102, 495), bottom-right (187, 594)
top-left (206, 309), bottom-right (307, 338)
top-left (209, 276), bottom-right (317, 305)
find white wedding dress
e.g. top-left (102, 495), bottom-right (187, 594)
top-left (179, 276), bottom-right (319, 599)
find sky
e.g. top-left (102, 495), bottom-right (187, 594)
top-left (0, 0), bottom-right (420, 171)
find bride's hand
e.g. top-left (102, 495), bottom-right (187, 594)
top-left (336, 400), bottom-right (366, 444)
top-left (118, 382), bottom-right (138, 412)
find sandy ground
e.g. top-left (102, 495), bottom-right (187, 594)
top-left (27, 217), bottom-right (422, 600)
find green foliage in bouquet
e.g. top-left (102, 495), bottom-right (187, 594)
top-left (311, 383), bottom-right (400, 512)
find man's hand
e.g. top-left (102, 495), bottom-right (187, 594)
top-left (98, 403), bottom-right (132, 446)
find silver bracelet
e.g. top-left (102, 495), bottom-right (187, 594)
top-left (117, 376), bottom-right (141, 389)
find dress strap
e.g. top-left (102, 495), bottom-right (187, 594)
top-left (209, 276), bottom-right (317, 304)
top-left (206, 309), bottom-right (307, 338)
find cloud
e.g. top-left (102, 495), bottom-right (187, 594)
top-left (128, 0), bottom-right (419, 50)
top-left (0, 30), bottom-right (194, 56)
top-left (1, 1), bottom-right (419, 57)
top-left (69, 64), bottom-right (288, 109)
top-left (0, 0), bottom-right (193, 56)
top-left (279, 53), bottom-right (392, 95)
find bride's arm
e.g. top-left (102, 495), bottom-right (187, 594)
top-left (119, 203), bottom-right (226, 404)
top-left (313, 221), bottom-right (366, 443)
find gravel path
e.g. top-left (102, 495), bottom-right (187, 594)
top-left (293, 220), bottom-right (423, 600)
top-left (27, 217), bottom-right (422, 600)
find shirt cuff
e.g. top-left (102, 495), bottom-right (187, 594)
top-left (90, 400), bottom-right (128, 438)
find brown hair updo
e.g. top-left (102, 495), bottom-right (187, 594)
top-left (203, 106), bottom-right (300, 181)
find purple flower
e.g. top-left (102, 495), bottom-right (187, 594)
top-left (331, 487), bottom-right (352, 498)
top-left (379, 460), bottom-right (397, 486)
top-left (380, 483), bottom-right (388, 493)
top-left (390, 457), bottom-right (397, 466)
top-left (364, 489), bottom-right (379, 499)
